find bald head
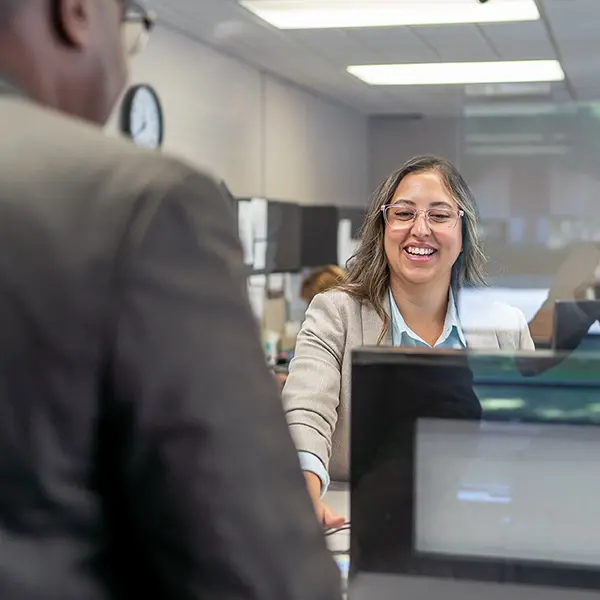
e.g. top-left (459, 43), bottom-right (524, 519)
top-left (0, 0), bottom-right (22, 23)
top-left (0, 0), bottom-right (129, 125)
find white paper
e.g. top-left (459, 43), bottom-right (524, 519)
top-left (247, 274), bottom-right (266, 321)
top-left (251, 197), bottom-right (268, 240)
top-left (238, 201), bottom-right (254, 266)
top-left (268, 273), bottom-right (285, 293)
top-left (253, 240), bottom-right (268, 271)
top-left (284, 273), bottom-right (296, 305)
top-left (248, 274), bottom-right (267, 287)
top-left (337, 218), bottom-right (353, 267)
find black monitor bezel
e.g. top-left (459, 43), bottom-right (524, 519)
top-left (350, 347), bottom-right (600, 591)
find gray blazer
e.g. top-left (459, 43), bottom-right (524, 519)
top-left (282, 289), bottom-right (535, 482)
top-left (0, 77), bottom-right (340, 600)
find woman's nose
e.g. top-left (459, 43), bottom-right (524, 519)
top-left (411, 212), bottom-right (431, 236)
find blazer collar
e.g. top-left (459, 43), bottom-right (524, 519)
top-left (360, 297), bottom-right (393, 346)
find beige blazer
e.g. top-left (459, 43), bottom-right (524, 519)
top-left (282, 289), bottom-right (535, 483)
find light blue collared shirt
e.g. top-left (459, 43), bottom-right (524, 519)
top-left (299, 288), bottom-right (467, 495)
top-left (389, 288), bottom-right (466, 349)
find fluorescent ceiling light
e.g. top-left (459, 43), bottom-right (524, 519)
top-left (238, 0), bottom-right (539, 30)
top-left (347, 60), bottom-right (564, 86)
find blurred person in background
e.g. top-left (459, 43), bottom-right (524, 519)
top-left (0, 1), bottom-right (340, 599)
top-left (528, 242), bottom-right (600, 346)
top-left (513, 243), bottom-right (600, 375)
top-left (282, 155), bottom-right (534, 528)
top-left (300, 265), bottom-right (346, 305)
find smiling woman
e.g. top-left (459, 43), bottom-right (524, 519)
top-left (345, 155), bottom-right (486, 343)
top-left (281, 154), bottom-right (535, 528)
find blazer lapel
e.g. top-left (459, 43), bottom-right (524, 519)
top-left (361, 300), bottom-right (393, 346)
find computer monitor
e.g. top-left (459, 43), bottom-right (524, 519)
top-left (351, 347), bottom-right (600, 597)
top-left (300, 206), bottom-right (338, 267)
top-left (553, 300), bottom-right (600, 352)
top-left (266, 200), bottom-right (302, 273)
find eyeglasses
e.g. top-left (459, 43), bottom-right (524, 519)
top-left (122, 1), bottom-right (156, 56)
top-left (381, 204), bottom-right (464, 231)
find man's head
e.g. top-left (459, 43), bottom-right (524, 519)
top-left (0, 0), bottom-right (153, 125)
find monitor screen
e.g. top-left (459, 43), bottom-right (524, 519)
top-left (416, 418), bottom-right (600, 568)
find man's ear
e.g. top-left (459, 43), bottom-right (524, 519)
top-left (53, 0), bottom-right (91, 48)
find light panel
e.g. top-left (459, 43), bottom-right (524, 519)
top-left (238, 0), bottom-right (540, 30)
top-left (347, 60), bottom-right (564, 86)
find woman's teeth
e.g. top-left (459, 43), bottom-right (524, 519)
top-left (406, 247), bottom-right (435, 256)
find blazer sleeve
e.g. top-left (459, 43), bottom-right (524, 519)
top-left (282, 292), bottom-right (346, 473)
top-left (516, 306), bottom-right (536, 350)
top-left (108, 170), bottom-right (341, 600)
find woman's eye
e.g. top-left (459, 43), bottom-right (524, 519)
top-left (430, 212), bottom-right (451, 221)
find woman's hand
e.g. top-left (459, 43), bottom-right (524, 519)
top-left (304, 471), bottom-right (345, 530)
top-left (272, 372), bottom-right (288, 390)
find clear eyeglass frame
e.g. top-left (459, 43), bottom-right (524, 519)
top-left (122, 2), bottom-right (156, 57)
top-left (380, 204), bottom-right (464, 230)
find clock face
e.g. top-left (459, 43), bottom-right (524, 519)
top-left (122, 85), bottom-right (163, 150)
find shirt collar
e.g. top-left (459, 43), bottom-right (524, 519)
top-left (445, 288), bottom-right (466, 346)
top-left (388, 288), bottom-right (466, 347)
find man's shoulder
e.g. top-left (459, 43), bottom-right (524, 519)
top-left (56, 110), bottom-right (218, 189)
top-left (1, 96), bottom-right (223, 198)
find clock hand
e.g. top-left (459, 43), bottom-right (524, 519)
top-left (133, 120), bottom-right (148, 136)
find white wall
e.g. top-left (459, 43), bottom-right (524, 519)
top-left (370, 116), bottom-right (462, 190)
top-left (107, 25), bottom-right (369, 208)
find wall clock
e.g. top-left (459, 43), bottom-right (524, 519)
top-left (120, 84), bottom-right (164, 150)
